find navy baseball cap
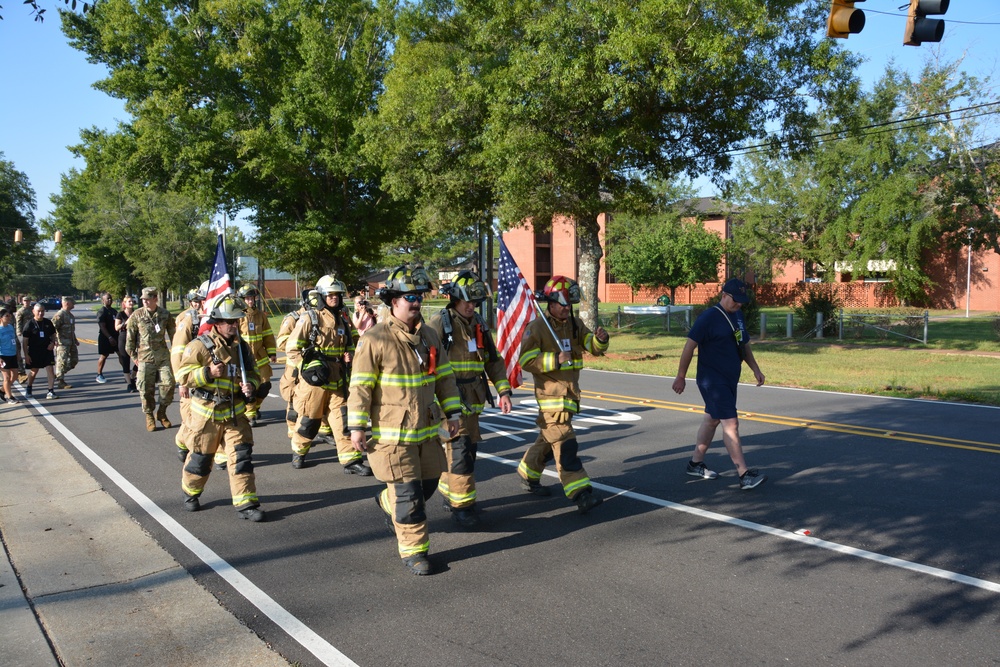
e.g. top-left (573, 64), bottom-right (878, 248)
top-left (722, 278), bottom-right (750, 304)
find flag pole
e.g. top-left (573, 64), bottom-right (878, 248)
top-left (531, 298), bottom-right (563, 349)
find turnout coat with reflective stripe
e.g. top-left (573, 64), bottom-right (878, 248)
top-left (518, 312), bottom-right (609, 413)
top-left (171, 308), bottom-right (200, 374)
top-left (239, 306), bottom-right (277, 372)
top-left (348, 315), bottom-right (462, 445)
top-left (285, 307), bottom-right (354, 392)
top-left (428, 308), bottom-right (511, 415)
top-left (176, 330), bottom-right (260, 422)
top-left (276, 310), bottom-right (303, 364)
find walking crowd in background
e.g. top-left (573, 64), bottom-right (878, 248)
top-left (3, 269), bottom-right (766, 575)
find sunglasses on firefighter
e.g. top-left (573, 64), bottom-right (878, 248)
top-left (401, 294), bottom-right (424, 303)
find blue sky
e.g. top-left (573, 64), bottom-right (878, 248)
top-left (1, 1), bottom-right (998, 233)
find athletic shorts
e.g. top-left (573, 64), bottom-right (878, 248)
top-left (98, 334), bottom-right (118, 357)
top-left (0, 355), bottom-right (17, 370)
top-left (27, 349), bottom-right (54, 369)
top-left (696, 378), bottom-right (738, 420)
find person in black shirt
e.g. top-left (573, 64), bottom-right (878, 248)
top-left (95, 292), bottom-right (118, 384)
top-left (114, 295), bottom-right (138, 392)
top-left (21, 303), bottom-right (58, 399)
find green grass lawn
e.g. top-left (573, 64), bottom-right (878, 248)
top-left (593, 305), bottom-right (1000, 406)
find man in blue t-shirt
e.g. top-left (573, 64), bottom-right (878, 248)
top-left (672, 278), bottom-right (767, 490)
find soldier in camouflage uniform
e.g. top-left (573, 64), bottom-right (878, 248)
top-left (126, 287), bottom-right (177, 432)
top-left (51, 297), bottom-right (79, 389)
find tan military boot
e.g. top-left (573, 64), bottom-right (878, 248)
top-left (145, 414), bottom-right (157, 432)
top-left (157, 407), bottom-right (172, 429)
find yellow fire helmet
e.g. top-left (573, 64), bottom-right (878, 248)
top-left (442, 270), bottom-right (489, 303)
top-left (208, 294), bottom-right (248, 320)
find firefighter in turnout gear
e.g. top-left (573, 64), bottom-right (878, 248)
top-left (286, 274), bottom-right (367, 473)
top-left (516, 276), bottom-right (609, 514)
top-left (126, 287), bottom-right (176, 432)
top-left (349, 265), bottom-right (462, 575)
top-left (236, 284), bottom-right (276, 428)
top-left (171, 283), bottom-right (207, 462)
top-left (176, 294), bottom-right (265, 522)
top-left (429, 271), bottom-right (512, 528)
top-left (276, 290), bottom-right (336, 444)
top-left (277, 292), bottom-right (308, 436)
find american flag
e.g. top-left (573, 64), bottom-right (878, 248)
top-left (198, 232), bottom-right (233, 335)
top-left (496, 239), bottom-right (537, 388)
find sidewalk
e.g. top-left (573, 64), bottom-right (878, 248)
top-left (0, 392), bottom-right (290, 667)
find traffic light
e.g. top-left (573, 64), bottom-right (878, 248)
top-left (826, 0), bottom-right (866, 39)
top-left (904, 0), bottom-right (950, 46)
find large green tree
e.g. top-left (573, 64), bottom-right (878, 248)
top-left (606, 210), bottom-right (724, 304)
top-left (367, 0), bottom-right (861, 327)
top-left (0, 153), bottom-right (43, 295)
top-left (727, 55), bottom-right (994, 302)
top-left (63, 0), bottom-right (409, 282)
top-left (44, 169), bottom-right (216, 296)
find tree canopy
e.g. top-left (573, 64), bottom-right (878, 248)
top-left (726, 54), bottom-right (998, 303)
top-left (605, 210), bottom-right (724, 304)
top-left (63, 0), bottom-right (410, 280)
top-left (367, 0), bottom-right (862, 326)
top-left (0, 153), bottom-right (43, 296)
top-left (43, 168), bottom-right (217, 296)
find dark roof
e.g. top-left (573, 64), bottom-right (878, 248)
top-left (684, 197), bottom-right (740, 216)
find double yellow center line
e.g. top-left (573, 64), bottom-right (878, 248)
top-left (571, 387), bottom-right (1000, 455)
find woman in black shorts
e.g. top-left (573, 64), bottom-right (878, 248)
top-left (115, 295), bottom-right (138, 392)
top-left (0, 308), bottom-right (22, 404)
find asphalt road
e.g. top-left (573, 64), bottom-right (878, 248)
top-left (29, 307), bottom-right (1000, 666)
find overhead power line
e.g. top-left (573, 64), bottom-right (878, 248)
top-left (715, 100), bottom-right (1000, 159)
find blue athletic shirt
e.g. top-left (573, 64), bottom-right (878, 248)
top-left (0, 323), bottom-right (17, 356)
top-left (687, 305), bottom-right (747, 386)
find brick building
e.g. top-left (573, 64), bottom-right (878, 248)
top-left (500, 198), bottom-right (1000, 310)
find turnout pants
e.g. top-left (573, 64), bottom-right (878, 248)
top-left (518, 409), bottom-right (592, 499)
top-left (370, 438), bottom-right (446, 558)
top-left (175, 395), bottom-right (192, 457)
top-left (181, 413), bottom-right (259, 509)
top-left (244, 365), bottom-right (271, 418)
top-left (291, 382), bottom-right (359, 465)
top-left (438, 413), bottom-right (481, 509)
top-left (137, 359), bottom-right (175, 415)
top-left (281, 365), bottom-right (331, 439)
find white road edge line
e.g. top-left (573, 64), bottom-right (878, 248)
top-left (21, 390), bottom-right (358, 667)
top-left (478, 450), bottom-right (1000, 595)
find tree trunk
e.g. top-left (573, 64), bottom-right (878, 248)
top-left (577, 214), bottom-right (602, 330)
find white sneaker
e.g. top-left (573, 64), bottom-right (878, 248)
top-left (95, 374), bottom-right (107, 384)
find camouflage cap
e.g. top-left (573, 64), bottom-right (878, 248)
top-left (141, 287), bottom-right (158, 300)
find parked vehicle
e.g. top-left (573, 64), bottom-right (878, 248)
top-left (37, 297), bottom-right (61, 311)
